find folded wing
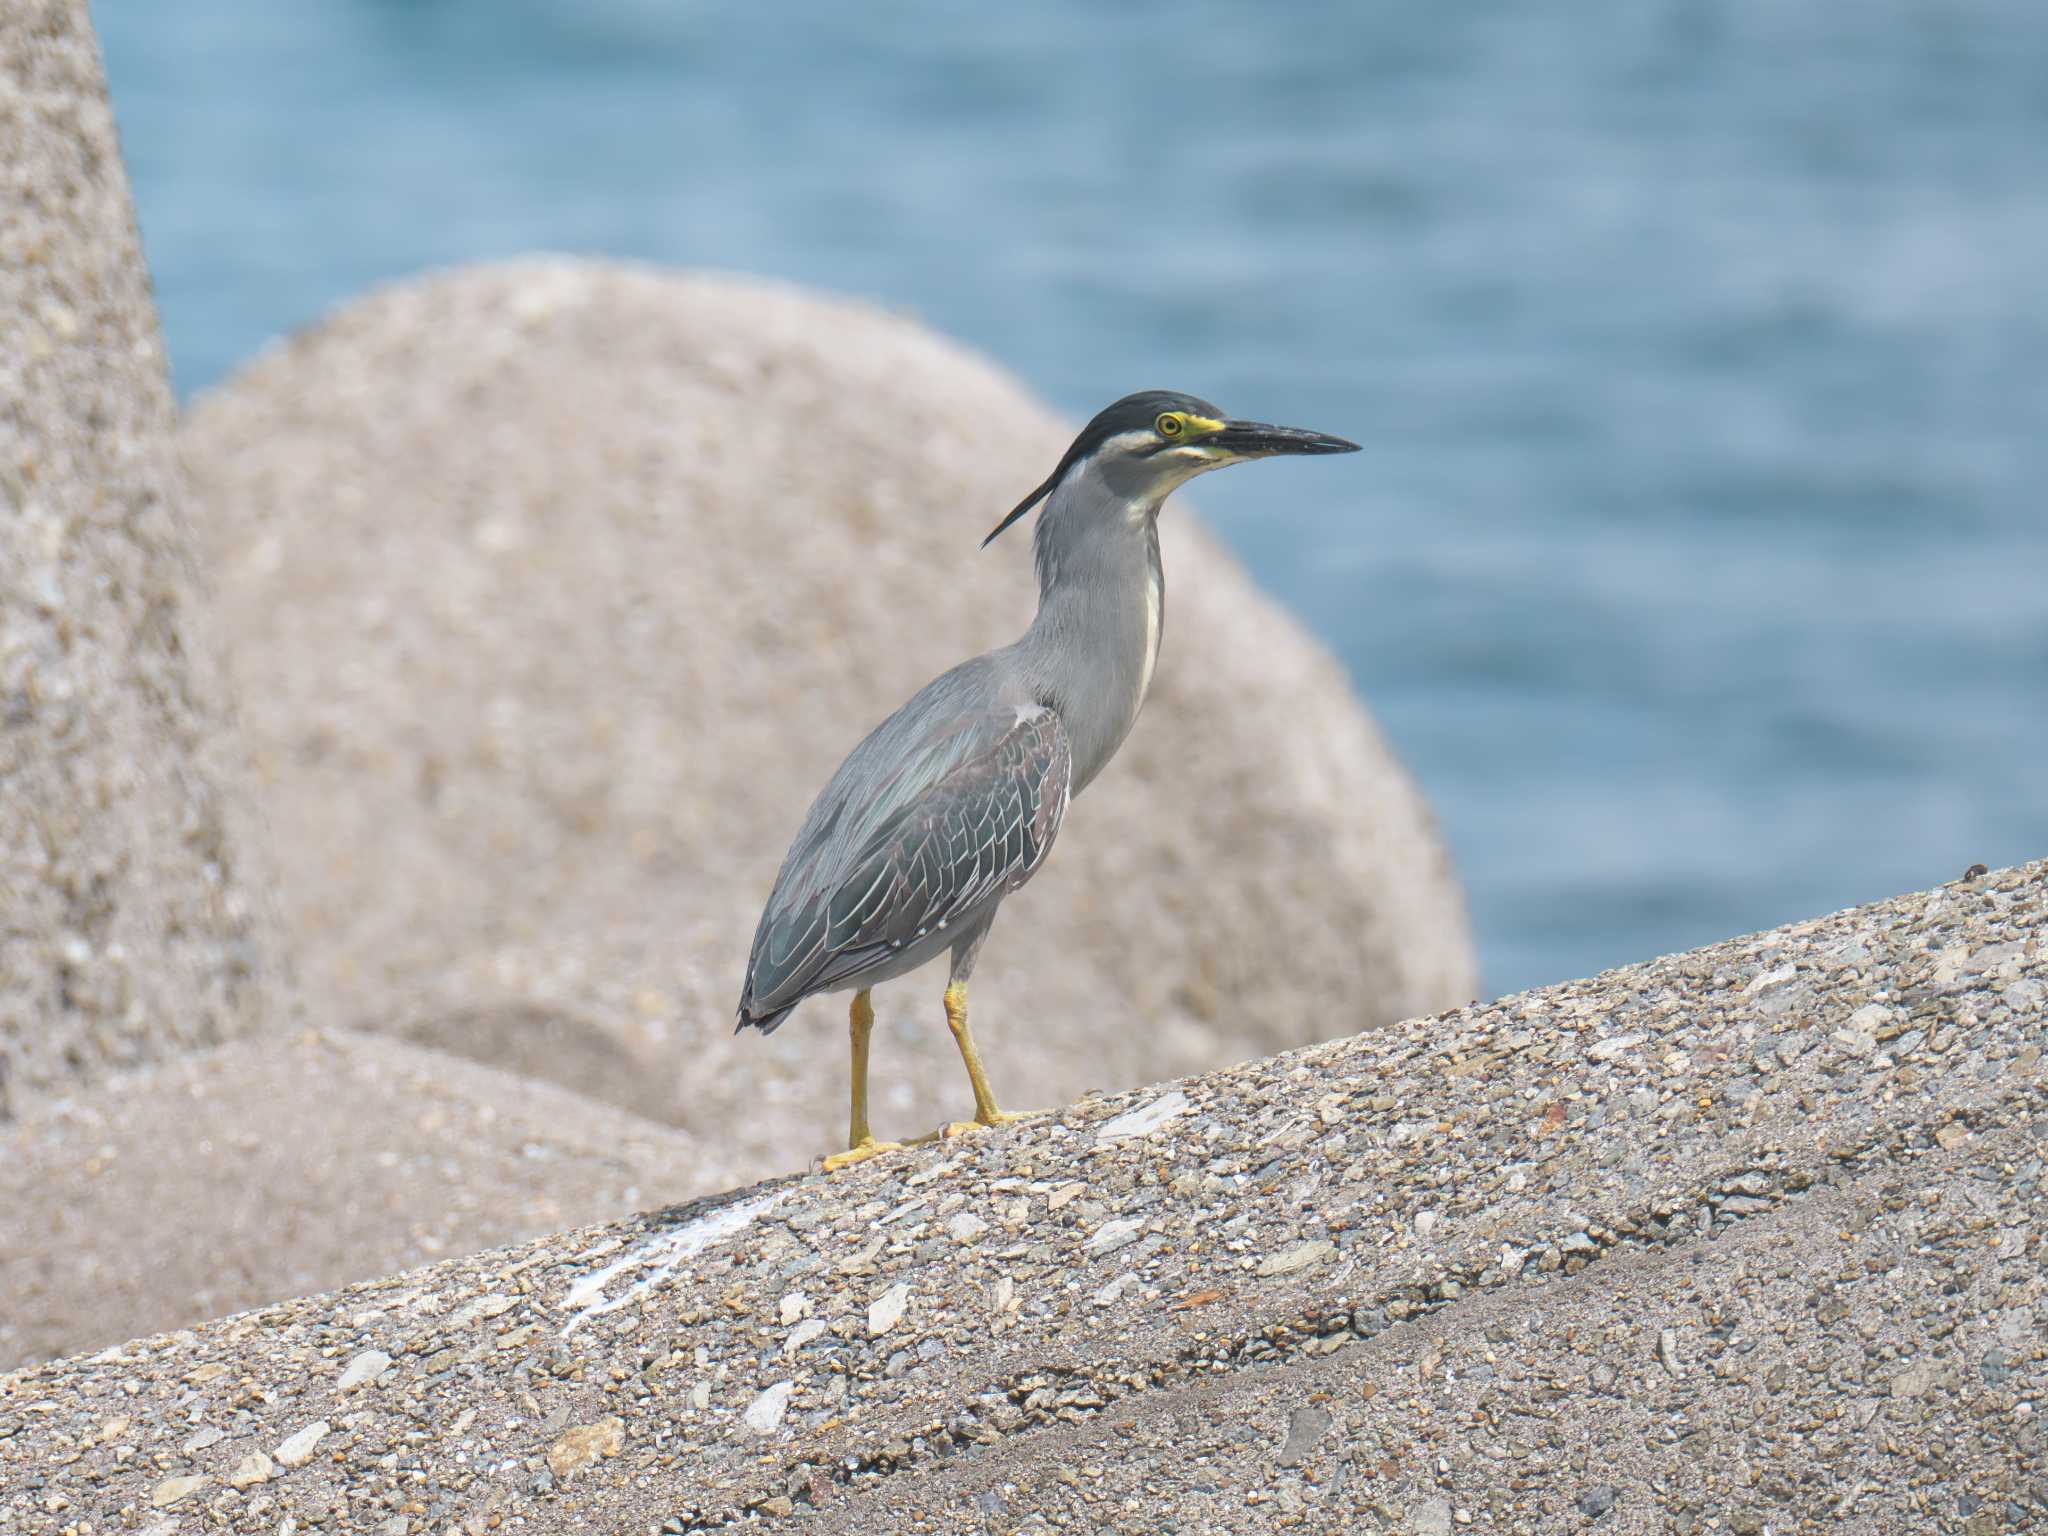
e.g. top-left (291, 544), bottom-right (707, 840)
top-left (738, 702), bottom-right (1071, 1030)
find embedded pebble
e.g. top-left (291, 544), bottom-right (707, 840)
top-left (1277, 1404), bottom-right (1331, 1468)
top-left (743, 1383), bottom-right (794, 1435)
top-left (273, 1421), bottom-right (329, 1468)
top-left (946, 1212), bottom-right (988, 1242)
top-left (149, 1475), bottom-right (205, 1508)
top-left (1091, 1273), bottom-right (1137, 1307)
top-left (1086, 1217), bottom-right (1143, 1254)
top-left (868, 1281), bottom-right (910, 1337)
top-left (1657, 1328), bottom-right (1682, 1379)
top-left (1891, 1360), bottom-right (1936, 1399)
top-left (1094, 1090), bottom-right (1189, 1142)
top-left (337, 1348), bottom-right (391, 1392)
top-left (1586, 1033), bottom-right (1644, 1061)
top-left (546, 1418), bottom-right (624, 1478)
top-left (1257, 1239), bottom-right (1335, 1278)
top-left (1578, 1484), bottom-right (1618, 1517)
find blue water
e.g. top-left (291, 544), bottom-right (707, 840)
top-left (99, 0), bottom-right (2048, 998)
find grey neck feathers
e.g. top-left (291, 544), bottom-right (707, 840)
top-left (1013, 459), bottom-right (1166, 795)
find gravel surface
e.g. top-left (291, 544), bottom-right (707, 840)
top-left (0, 0), bottom-right (282, 1117)
top-left (813, 1120), bottom-right (2045, 1535)
top-left (178, 258), bottom-right (1475, 1177)
top-left (0, 1030), bottom-right (744, 1371)
top-left (3, 860), bottom-right (2038, 1534)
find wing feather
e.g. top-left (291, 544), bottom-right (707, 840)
top-left (737, 698), bottom-right (1071, 1028)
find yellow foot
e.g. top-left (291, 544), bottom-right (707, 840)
top-left (821, 1137), bottom-right (904, 1172)
top-left (910, 1110), bottom-right (1045, 1145)
top-left (978, 1108), bottom-right (1042, 1127)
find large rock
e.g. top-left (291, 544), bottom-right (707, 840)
top-left (2, 863), bottom-right (2039, 1532)
top-left (0, 0), bottom-right (283, 1114)
top-left (0, 1028), bottom-right (741, 1370)
top-left (180, 259), bottom-right (1474, 1174)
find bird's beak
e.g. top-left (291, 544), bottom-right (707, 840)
top-left (1203, 420), bottom-right (1361, 459)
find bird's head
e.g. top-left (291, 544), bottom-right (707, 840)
top-left (983, 389), bottom-right (1360, 547)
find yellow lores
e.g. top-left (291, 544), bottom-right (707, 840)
top-left (1156, 410), bottom-right (1227, 441)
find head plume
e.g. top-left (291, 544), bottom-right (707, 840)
top-left (982, 390), bottom-right (1225, 547)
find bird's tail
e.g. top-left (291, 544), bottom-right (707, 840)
top-left (733, 998), bottom-right (798, 1036)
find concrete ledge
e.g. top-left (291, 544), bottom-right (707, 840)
top-left (2, 862), bottom-right (2041, 1533)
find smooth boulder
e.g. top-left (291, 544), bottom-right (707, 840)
top-left (0, 1028), bottom-right (740, 1369)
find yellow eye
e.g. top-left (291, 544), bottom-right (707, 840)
top-left (1156, 413), bottom-right (1185, 438)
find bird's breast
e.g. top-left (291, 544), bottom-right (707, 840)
top-left (1025, 531), bottom-right (1166, 795)
top-left (1075, 548), bottom-right (1162, 791)
top-left (1136, 560), bottom-right (1162, 706)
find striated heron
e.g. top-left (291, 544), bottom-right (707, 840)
top-left (736, 391), bottom-right (1359, 1168)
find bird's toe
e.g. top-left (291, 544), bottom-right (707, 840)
top-left (821, 1137), bottom-right (904, 1172)
top-left (908, 1120), bottom-right (983, 1145)
top-left (981, 1108), bottom-right (1043, 1126)
top-left (911, 1110), bottom-right (1044, 1145)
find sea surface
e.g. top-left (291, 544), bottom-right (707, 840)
top-left (99, 0), bottom-right (2048, 998)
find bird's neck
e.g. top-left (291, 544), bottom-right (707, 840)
top-left (1018, 475), bottom-right (1166, 796)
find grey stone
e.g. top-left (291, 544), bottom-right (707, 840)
top-left (868, 1282), bottom-right (910, 1337)
top-left (1276, 1404), bottom-right (1331, 1468)
top-left (784, 1319), bottom-right (827, 1356)
top-left (1585, 1034), bottom-right (1643, 1062)
top-left (1094, 1091), bottom-right (1191, 1143)
top-left (272, 1421), bottom-right (328, 1468)
top-left (337, 1348), bottom-right (391, 1392)
top-left (742, 1382), bottom-right (793, 1435)
top-left (1086, 1218), bottom-right (1144, 1255)
top-left (1257, 1240), bottom-right (1335, 1278)
top-left (148, 1475), bottom-right (205, 1508)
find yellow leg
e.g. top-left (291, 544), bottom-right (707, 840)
top-left (822, 990), bottom-right (902, 1171)
top-left (930, 981), bottom-right (1035, 1136)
